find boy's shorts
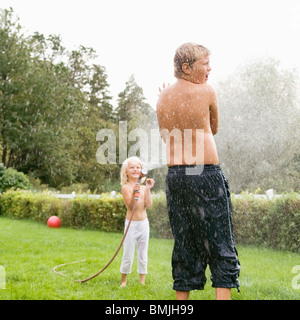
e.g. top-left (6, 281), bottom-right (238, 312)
top-left (166, 165), bottom-right (240, 291)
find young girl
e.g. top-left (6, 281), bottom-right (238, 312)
top-left (119, 156), bottom-right (155, 287)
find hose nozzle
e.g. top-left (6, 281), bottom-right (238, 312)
top-left (138, 169), bottom-right (148, 183)
top-left (134, 169), bottom-right (148, 200)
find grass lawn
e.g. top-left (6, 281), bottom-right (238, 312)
top-left (0, 216), bottom-right (299, 300)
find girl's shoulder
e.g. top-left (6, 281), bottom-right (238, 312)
top-left (121, 183), bottom-right (131, 193)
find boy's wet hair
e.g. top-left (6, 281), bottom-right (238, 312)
top-left (174, 43), bottom-right (211, 79)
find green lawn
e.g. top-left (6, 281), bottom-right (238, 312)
top-left (0, 216), bottom-right (299, 300)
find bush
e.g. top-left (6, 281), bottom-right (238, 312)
top-left (0, 190), bottom-right (63, 221)
top-left (232, 193), bottom-right (300, 252)
top-left (0, 190), bottom-right (299, 252)
top-left (147, 191), bottom-right (172, 238)
top-left (0, 167), bottom-right (31, 193)
top-left (0, 190), bottom-right (127, 233)
top-left (61, 193), bottom-right (126, 232)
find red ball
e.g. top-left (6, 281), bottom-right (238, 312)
top-left (47, 216), bottom-right (61, 228)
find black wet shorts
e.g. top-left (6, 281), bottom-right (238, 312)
top-left (166, 165), bottom-right (240, 291)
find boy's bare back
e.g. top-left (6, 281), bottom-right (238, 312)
top-left (156, 79), bottom-right (220, 166)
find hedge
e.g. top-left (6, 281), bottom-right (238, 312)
top-left (0, 191), bottom-right (126, 233)
top-left (232, 193), bottom-right (300, 252)
top-left (0, 190), bottom-right (299, 252)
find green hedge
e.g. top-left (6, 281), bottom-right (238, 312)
top-left (232, 193), bottom-right (300, 252)
top-left (0, 190), bottom-right (127, 233)
top-left (0, 190), bottom-right (299, 252)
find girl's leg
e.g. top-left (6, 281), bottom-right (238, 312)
top-left (120, 221), bottom-right (136, 285)
top-left (120, 273), bottom-right (127, 287)
top-left (139, 274), bottom-right (146, 285)
top-left (137, 220), bottom-right (149, 283)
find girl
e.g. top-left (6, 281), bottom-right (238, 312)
top-left (119, 157), bottom-right (155, 286)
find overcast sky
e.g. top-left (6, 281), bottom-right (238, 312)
top-left (2, 0), bottom-right (300, 107)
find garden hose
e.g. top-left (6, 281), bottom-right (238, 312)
top-left (52, 170), bottom-right (148, 283)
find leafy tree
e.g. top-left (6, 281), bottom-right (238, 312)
top-left (88, 64), bottom-right (114, 121)
top-left (0, 9), bottom-right (117, 190)
top-left (116, 74), bottom-right (155, 126)
top-left (0, 9), bottom-right (31, 167)
top-left (66, 46), bottom-right (118, 191)
top-left (0, 11), bottom-right (83, 186)
top-left (115, 75), bottom-right (157, 167)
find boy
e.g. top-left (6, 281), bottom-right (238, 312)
top-left (156, 43), bottom-right (240, 300)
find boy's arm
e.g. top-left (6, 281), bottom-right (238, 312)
top-left (209, 87), bottom-right (219, 135)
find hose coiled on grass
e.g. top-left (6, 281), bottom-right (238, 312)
top-left (52, 199), bottom-right (138, 283)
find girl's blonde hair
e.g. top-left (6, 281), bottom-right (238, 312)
top-left (120, 156), bottom-right (143, 185)
top-left (174, 42), bottom-right (211, 79)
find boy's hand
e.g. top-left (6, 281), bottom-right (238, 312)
top-left (158, 82), bottom-right (170, 95)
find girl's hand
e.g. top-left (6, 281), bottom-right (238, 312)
top-left (133, 182), bottom-right (140, 192)
top-left (146, 178), bottom-right (155, 189)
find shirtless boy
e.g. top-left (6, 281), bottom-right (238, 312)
top-left (156, 43), bottom-right (240, 300)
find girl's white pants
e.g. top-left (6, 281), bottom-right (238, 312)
top-left (120, 219), bottom-right (149, 274)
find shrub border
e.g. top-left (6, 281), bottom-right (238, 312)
top-left (0, 190), bottom-right (299, 252)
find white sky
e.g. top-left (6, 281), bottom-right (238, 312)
top-left (2, 0), bottom-right (300, 108)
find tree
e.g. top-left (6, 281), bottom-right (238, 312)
top-left (0, 9), bottom-right (117, 189)
top-left (88, 64), bottom-right (114, 121)
top-left (66, 45), bottom-right (119, 191)
top-left (1, 9), bottom-right (164, 192)
top-left (115, 75), bottom-right (157, 166)
top-left (0, 9), bottom-right (31, 166)
top-left (115, 74), bottom-right (155, 126)
top-left (0, 10), bottom-right (84, 186)
top-left (67, 45), bottom-right (114, 121)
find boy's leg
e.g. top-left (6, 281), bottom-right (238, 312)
top-left (215, 288), bottom-right (231, 300)
top-left (176, 291), bottom-right (190, 300)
